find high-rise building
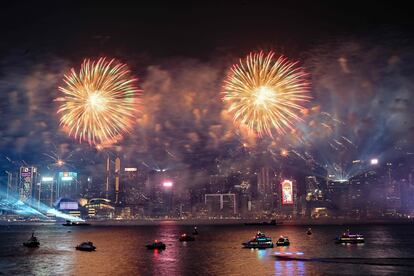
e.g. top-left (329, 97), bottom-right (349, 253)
top-left (105, 156), bottom-right (110, 200)
top-left (257, 167), bottom-right (279, 214)
top-left (123, 167), bottom-right (139, 205)
top-left (279, 179), bottom-right (298, 217)
top-left (348, 174), bottom-right (366, 217)
top-left (257, 167), bottom-right (271, 195)
top-left (305, 176), bottom-right (323, 201)
top-left (115, 157), bottom-right (121, 204)
top-left (326, 179), bottom-right (355, 216)
top-left (19, 166), bottom-right (38, 204)
top-left (204, 193), bottom-right (237, 217)
top-left (57, 172), bottom-right (78, 199)
top-left (39, 176), bottom-right (55, 207)
top-left (122, 167), bottom-right (147, 217)
top-left (5, 171), bottom-right (18, 199)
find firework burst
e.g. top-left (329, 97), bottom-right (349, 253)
top-left (223, 51), bottom-right (311, 136)
top-left (56, 58), bottom-right (141, 145)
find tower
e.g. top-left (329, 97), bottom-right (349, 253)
top-left (105, 156), bottom-right (110, 200)
top-left (257, 167), bottom-right (271, 195)
top-left (5, 171), bottom-right (12, 199)
top-left (19, 166), bottom-right (37, 204)
top-left (115, 157), bottom-right (121, 204)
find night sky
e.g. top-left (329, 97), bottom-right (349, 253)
top-left (2, 2), bottom-right (412, 59)
top-left (1, 1), bottom-right (413, 189)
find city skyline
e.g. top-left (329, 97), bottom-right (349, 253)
top-left (0, 1), bottom-right (413, 221)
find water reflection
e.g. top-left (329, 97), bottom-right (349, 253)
top-left (2, 224), bottom-right (414, 275)
top-left (274, 259), bottom-right (305, 276)
top-left (149, 223), bottom-right (182, 275)
top-left (255, 248), bottom-right (269, 259)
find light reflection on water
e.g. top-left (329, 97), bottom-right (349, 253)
top-left (1, 224), bottom-right (414, 275)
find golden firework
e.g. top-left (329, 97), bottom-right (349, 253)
top-left (56, 58), bottom-right (140, 145)
top-left (223, 51), bottom-right (311, 136)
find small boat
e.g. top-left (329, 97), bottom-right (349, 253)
top-left (192, 226), bottom-right (198, 235)
top-left (179, 233), bottom-right (195, 242)
top-left (146, 240), bottom-right (166, 250)
top-left (76, 241), bottom-right (96, 251)
top-left (244, 219), bottom-right (277, 226)
top-left (276, 236), bottom-right (290, 246)
top-left (335, 230), bottom-right (364, 244)
top-left (307, 228), bottom-right (312, 235)
top-left (242, 231), bottom-right (274, 249)
top-left (63, 220), bottom-right (90, 226)
top-left (23, 232), bottom-right (40, 248)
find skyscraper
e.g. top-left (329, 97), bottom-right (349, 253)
top-left (57, 172), bottom-right (78, 199)
top-left (19, 166), bottom-right (38, 204)
top-left (39, 176), bottom-right (55, 207)
top-left (105, 156), bottom-right (110, 200)
top-left (115, 157), bottom-right (121, 204)
top-left (257, 167), bottom-right (271, 195)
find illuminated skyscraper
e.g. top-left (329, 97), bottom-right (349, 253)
top-left (57, 172), bottom-right (78, 198)
top-left (205, 193), bottom-right (237, 217)
top-left (115, 157), bottom-right (121, 204)
top-left (5, 171), bottom-right (17, 199)
top-left (39, 176), bottom-right (55, 207)
top-left (123, 167), bottom-right (147, 216)
top-left (19, 166), bottom-right (38, 204)
top-left (279, 179), bottom-right (298, 217)
top-left (105, 157), bottom-right (110, 200)
top-left (257, 167), bottom-right (271, 195)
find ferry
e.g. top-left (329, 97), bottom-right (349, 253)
top-left (242, 231), bottom-right (274, 249)
top-left (335, 230), bottom-right (365, 244)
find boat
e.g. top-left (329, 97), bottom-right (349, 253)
top-left (306, 228), bottom-right (312, 235)
top-left (62, 220), bottom-right (91, 226)
top-left (335, 230), bottom-right (364, 244)
top-left (242, 231), bottom-right (274, 249)
top-left (244, 219), bottom-right (277, 226)
top-left (192, 226), bottom-right (199, 235)
top-left (146, 240), bottom-right (166, 250)
top-left (179, 233), bottom-right (195, 242)
top-left (76, 241), bottom-right (96, 251)
top-left (23, 232), bottom-right (40, 248)
top-left (276, 236), bottom-right (290, 246)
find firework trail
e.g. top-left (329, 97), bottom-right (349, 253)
top-left (56, 58), bottom-right (141, 146)
top-left (223, 51), bottom-right (311, 137)
top-left (43, 150), bottom-right (75, 169)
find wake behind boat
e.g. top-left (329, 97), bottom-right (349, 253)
top-left (242, 231), bottom-right (274, 249)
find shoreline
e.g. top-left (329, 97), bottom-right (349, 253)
top-left (2, 218), bottom-right (414, 226)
